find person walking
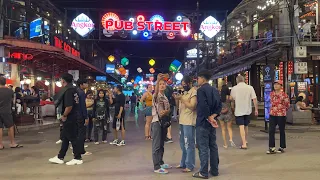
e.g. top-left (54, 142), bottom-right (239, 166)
top-left (85, 91), bottom-right (94, 142)
top-left (93, 90), bottom-right (109, 144)
top-left (108, 85), bottom-right (126, 146)
top-left (49, 73), bottom-right (83, 165)
top-left (173, 76), bottom-right (197, 173)
top-left (140, 84), bottom-right (153, 140)
top-left (192, 70), bottom-right (221, 179)
top-left (217, 85), bottom-right (236, 149)
top-left (76, 79), bottom-right (91, 155)
top-left (230, 75), bottom-right (258, 149)
top-left (151, 74), bottom-right (171, 174)
top-left (267, 81), bottom-right (290, 154)
top-left (0, 77), bottom-right (23, 149)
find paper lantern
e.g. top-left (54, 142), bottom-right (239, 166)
top-left (108, 55), bottom-right (115, 62)
top-left (169, 59), bottom-right (182, 72)
top-left (119, 67), bottom-right (126, 75)
top-left (137, 67), bottom-right (143, 73)
top-left (121, 57), bottom-right (129, 66)
top-left (149, 59), bottom-right (156, 66)
top-left (131, 79), bottom-right (134, 83)
top-left (175, 72), bottom-right (183, 81)
top-left (149, 68), bottom-right (155, 74)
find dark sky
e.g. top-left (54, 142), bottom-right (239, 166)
top-left (50, 0), bottom-right (242, 78)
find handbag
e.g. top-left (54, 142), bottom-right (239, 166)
top-left (154, 98), bottom-right (171, 128)
top-left (116, 118), bottom-right (121, 131)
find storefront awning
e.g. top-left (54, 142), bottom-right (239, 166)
top-left (212, 61), bottom-right (254, 80)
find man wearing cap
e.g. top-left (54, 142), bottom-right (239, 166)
top-left (267, 81), bottom-right (289, 154)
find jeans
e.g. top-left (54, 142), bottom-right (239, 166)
top-left (77, 119), bottom-right (86, 154)
top-left (94, 119), bottom-right (107, 142)
top-left (152, 122), bottom-right (167, 170)
top-left (196, 126), bottom-right (219, 177)
top-left (179, 125), bottom-right (195, 170)
top-left (269, 115), bottom-right (286, 148)
top-left (58, 122), bottom-right (81, 160)
top-left (86, 110), bottom-right (93, 140)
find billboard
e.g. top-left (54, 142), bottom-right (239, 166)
top-left (30, 18), bottom-right (43, 38)
top-left (106, 64), bottom-right (115, 73)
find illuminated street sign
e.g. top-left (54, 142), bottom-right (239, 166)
top-left (199, 16), bottom-right (221, 38)
top-left (71, 13), bottom-right (95, 37)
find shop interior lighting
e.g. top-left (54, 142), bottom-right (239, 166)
top-left (137, 15), bottom-right (145, 22)
top-left (237, 21), bottom-right (240, 24)
top-left (180, 27), bottom-right (191, 36)
top-left (36, 77), bottom-right (42, 81)
top-left (58, 20), bottom-right (61, 23)
top-left (132, 30), bottom-right (138, 35)
top-left (2, 57), bottom-right (5, 62)
top-left (55, 81), bottom-right (62, 87)
top-left (45, 80), bottom-right (50, 86)
top-left (25, 79), bottom-right (31, 84)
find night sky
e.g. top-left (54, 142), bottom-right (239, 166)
top-left (50, 0), bottom-right (242, 78)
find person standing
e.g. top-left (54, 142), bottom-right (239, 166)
top-left (0, 77), bottom-right (23, 149)
top-left (151, 74), bottom-right (171, 174)
top-left (108, 85), bottom-right (126, 146)
top-left (267, 81), bottom-right (290, 154)
top-left (173, 76), bottom-right (197, 173)
top-left (49, 73), bottom-right (83, 165)
top-left (93, 90), bottom-right (109, 144)
top-left (164, 79), bottom-right (174, 143)
top-left (130, 94), bottom-right (137, 113)
top-left (76, 79), bottom-right (91, 155)
top-left (230, 75), bottom-right (258, 149)
top-left (85, 91), bottom-right (94, 142)
top-left (193, 71), bottom-right (221, 179)
top-left (140, 84), bottom-right (153, 140)
top-left (217, 85), bottom-right (236, 149)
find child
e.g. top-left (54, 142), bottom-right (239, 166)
top-left (93, 90), bottom-right (109, 144)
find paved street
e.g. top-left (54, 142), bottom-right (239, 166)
top-left (1, 111), bottom-right (320, 180)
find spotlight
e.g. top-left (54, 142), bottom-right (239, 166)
top-left (132, 30), bottom-right (138, 35)
top-left (176, 15), bottom-right (182, 21)
top-left (143, 32), bottom-right (149, 37)
top-left (129, 17), bottom-right (135, 22)
top-left (137, 15), bottom-right (145, 22)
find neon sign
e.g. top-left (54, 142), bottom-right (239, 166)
top-left (9, 52), bottom-right (33, 60)
top-left (71, 13), bottom-right (95, 37)
top-left (54, 36), bottom-right (80, 58)
top-left (101, 12), bottom-right (190, 32)
top-left (200, 16), bottom-right (221, 38)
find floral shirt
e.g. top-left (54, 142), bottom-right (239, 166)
top-left (152, 93), bottom-right (170, 123)
top-left (270, 91), bottom-right (290, 116)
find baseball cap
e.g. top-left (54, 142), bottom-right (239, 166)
top-left (274, 80), bottom-right (283, 85)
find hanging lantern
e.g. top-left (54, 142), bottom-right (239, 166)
top-left (108, 55), bottom-right (115, 62)
top-left (121, 57), bottom-right (129, 66)
top-left (131, 79), bottom-right (134, 83)
top-left (169, 59), bottom-right (182, 72)
top-left (149, 59), bottom-right (156, 66)
top-left (137, 67), bottom-right (143, 73)
top-left (119, 67), bottom-right (126, 75)
top-left (149, 68), bottom-right (155, 74)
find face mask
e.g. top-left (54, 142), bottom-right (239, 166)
top-left (183, 85), bottom-right (190, 91)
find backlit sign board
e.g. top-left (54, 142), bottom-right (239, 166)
top-left (96, 76), bottom-right (107, 81)
top-left (30, 18), bottom-right (43, 38)
top-left (54, 37), bottom-right (80, 58)
top-left (9, 52), bottom-right (33, 60)
top-left (71, 13), bottom-right (95, 37)
top-left (199, 16), bottom-right (221, 38)
top-left (186, 48), bottom-right (202, 59)
top-left (106, 64), bottom-right (115, 73)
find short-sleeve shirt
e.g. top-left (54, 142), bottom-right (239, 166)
top-left (62, 88), bottom-right (80, 123)
top-left (230, 82), bottom-right (257, 117)
top-left (0, 87), bottom-right (13, 114)
top-left (114, 93), bottom-right (125, 117)
top-left (179, 87), bottom-right (197, 126)
top-left (152, 93), bottom-right (170, 123)
top-left (96, 100), bottom-right (106, 116)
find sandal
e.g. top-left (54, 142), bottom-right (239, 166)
top-left (145, 136), bottom-right (149, 140)
top-left (223, 145), bottom-right (228, 149)
top-left (239, 145), bottom-right (247, 150)
top-left (176, 165), bottom-right (185, 169)
top-left (182, 168), bottom-right (192, 173)
top-left (192, 172), bottom-right (208, 179)
top-left (10, 144), bottom-right (23, 148)
top-left (154, 168), bottom-right (168, 174)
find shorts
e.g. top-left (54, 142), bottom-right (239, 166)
top-left (113, 114), bottom-right (125, 130)
top-left (0, 113), bottom-right (14, 128)
top-left (145, 106), bottom-right (152, 116)
top-left (236, 115), bottom-right (250, 126)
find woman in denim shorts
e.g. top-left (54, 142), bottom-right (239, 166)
top-left (140, 84), bottom-right (153, 140)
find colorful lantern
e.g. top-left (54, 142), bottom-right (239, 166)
top-left (169, 59), bottom-right (182, 72)
top-left (108, 55), bottom-right (115, 62)
top-left (149, 59), bottom-right (156, 66)
top-left (149, 68), bottom-right (155, 74)
top-left (121, 57), bottom-right (129, 66)
top-left (137, 67), bottom-right (143, 73)
top-left (131, 79), bottom-right (134, 83)
top-left (118, 67), bottom-right (126, 75)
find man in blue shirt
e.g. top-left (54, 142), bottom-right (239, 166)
top-left (193, 70), bottom-right (222, 179)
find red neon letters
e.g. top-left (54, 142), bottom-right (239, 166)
top-left (9, 52), bottom-right (33, 60)
top-left (54, 36), bottom-right (80, 58)
top-left (105, 20), bottom-right (190, 31)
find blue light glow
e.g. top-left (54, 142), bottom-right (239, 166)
top-left (176, 16), bottom-right (182, 21)
top-left (150, 14), bottom-right (164, 23)
top-left (143, 32), bottom-right (149, 37)
top-left (132, 30), bottom-right (138, 35)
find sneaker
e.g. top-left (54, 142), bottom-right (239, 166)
top-left (277, 148), bottom-right (285, 153)
top-left (160, 164), bottom-right (172, 169)
top-left (154, 168), bottom-right (168, 174)
top-left (109, 139), bottom-right (119, 145)
top-left (117, 140), bottom-right (126, 146)
top-left (66, 159), bottom-right (83, 165)
top-left (55, 140), bottom-right (62, 144)
top-left (82, 152), bottom-right (92, 156)
top-left (102, 140), bottom-right (108, 144)
top-left (49, 156), bottom-right (64, 164)
top-left (94, 142), bottom-right (100, 145)
top-left (84, 145), bottom-right (88, 148)
top-left (266, 147), bottom-right (277, 154)
top-left (165, 138), bottom-right (173, 143)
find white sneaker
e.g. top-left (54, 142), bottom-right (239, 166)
top-left (94, 142), bottom-right (100, 145)
top-left (117, 140), bottom-right (126, 146)
top-left (110, 139), bottom-right (118, 145)
top-left (84, 145), bottom-right (88, 148)
top-left (102, 140), bottom-right (108, 144)
top-left (55, 140), bottom-right (62, 144)
top-left (49, 156), bottom-right (64, 164)
top-left (66, 159), bottom-right (83, 165)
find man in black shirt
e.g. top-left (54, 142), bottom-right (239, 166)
top-left (49, 73), bottom-right (83, 165)
top-left (108, 85), bottom-right (126, 146)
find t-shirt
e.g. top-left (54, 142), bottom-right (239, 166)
top-left (62, 88), bottom-right (80, 123)
top-left (230, 82), bottom-right (257, 116)
top-left (179, 87), bottom-right (197, 126)
top-left (0, 87), bottom-right (13, 114)
top-left (22, 89), bottom-right (31, 96)
top-left (96, 100), bottom-right (106, 116)
top-left (114, 93), bottom-right (125, 117)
